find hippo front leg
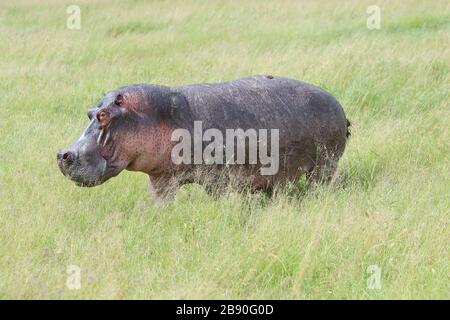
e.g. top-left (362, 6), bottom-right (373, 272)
top-left (148, 174), bottom-right (179, 205)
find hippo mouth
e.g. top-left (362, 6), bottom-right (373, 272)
top-left (57, 156), bottom-right (121, 187)
top-left (56, 153), bottom-right (108, 187)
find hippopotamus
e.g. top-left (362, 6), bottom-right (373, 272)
top-left (57, 75), bottom-right (350, 202)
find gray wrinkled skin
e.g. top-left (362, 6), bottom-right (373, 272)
top-left (57, 75), bottom-right (350, 202)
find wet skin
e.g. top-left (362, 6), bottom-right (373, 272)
top-left (57, 75), bottom-right (350, 202)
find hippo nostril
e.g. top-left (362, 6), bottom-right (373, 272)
top-left (58, 150), bottom-right (75, 165)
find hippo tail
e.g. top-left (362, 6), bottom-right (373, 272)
top-left (346, 118), bottom-right (351, 138)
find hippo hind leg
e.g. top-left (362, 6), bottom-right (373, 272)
top-left (306, 156), bottom-right (338, 185)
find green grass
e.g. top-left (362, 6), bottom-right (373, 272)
top-left (0, 0), bottom-right (449, 299)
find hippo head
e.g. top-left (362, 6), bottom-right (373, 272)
top-left (57, 84), bottom-right (183, 187)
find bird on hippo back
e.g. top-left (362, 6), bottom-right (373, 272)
top-left (57, 75), bottom-right (351, 203)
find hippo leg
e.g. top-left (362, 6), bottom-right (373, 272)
top-left (148, 174), bottom-right (179, 204)
top-left (204, 184), bottom-right (227, 200)
top-left (306, 158), bottom-right (338, 184)
top-left (198, 168), bottom-right (229, 200)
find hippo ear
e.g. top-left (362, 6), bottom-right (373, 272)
top-left (169, 92), bottom-right (188, 118)
top-left (167, 92), bottom-right (193, 127)
top-left (114, 94), bottom-right (124, 106)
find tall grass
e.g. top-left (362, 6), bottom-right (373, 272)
top-left (0, 0), bottom-right (448, 299)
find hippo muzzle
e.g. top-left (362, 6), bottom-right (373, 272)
top-left (57, 118), bottom-right (117, 187)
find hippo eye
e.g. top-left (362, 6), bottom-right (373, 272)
top-left (97, 110), bottom-right (107, 122)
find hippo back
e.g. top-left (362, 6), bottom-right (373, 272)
top-left (174, 75), bottom-right (348, 157)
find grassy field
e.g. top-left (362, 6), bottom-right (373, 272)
top-left (0, 0), bottom-right (449, 299)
